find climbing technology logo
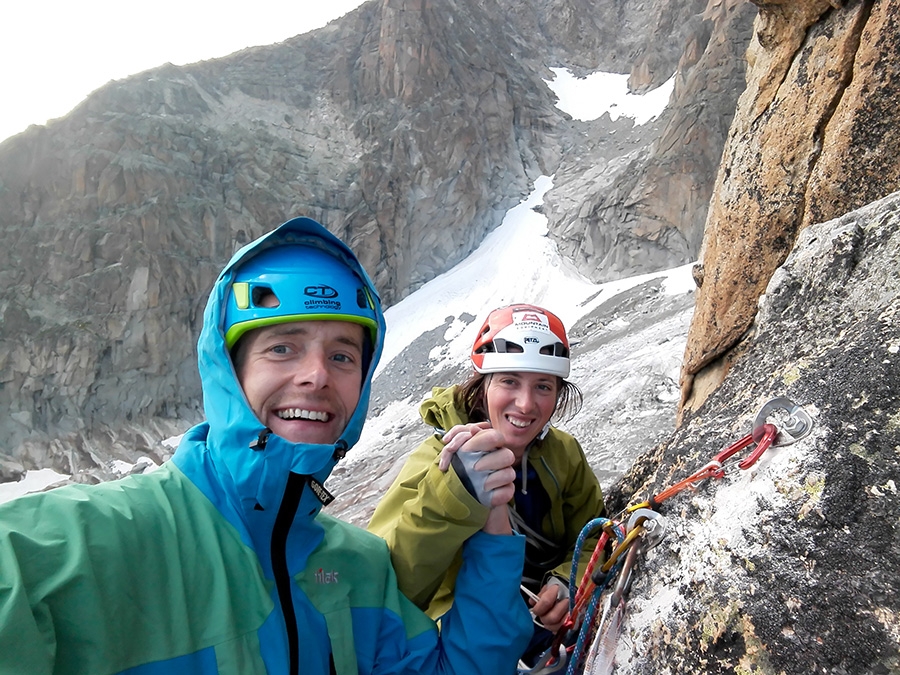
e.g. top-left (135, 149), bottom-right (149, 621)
top-left (304, 285), bottom-right (338, 299)
top-left (314, 568), bottom-right (340, 584)
top-left (303, 284), bottom-right (341, 311)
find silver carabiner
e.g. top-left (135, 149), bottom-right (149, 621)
top-left (517, 646), bottom-right (568, 675)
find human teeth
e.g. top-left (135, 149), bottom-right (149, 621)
top-left (277, 408), bottom-right (329, 422)
top-left (507, 417), bottom-right (529, 428)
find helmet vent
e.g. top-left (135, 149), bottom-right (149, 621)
top-left (498, 339), bottom-right (524, 354)
top-left (541, 342), bottom-right (569, 358)
top-left (252, 286), bottom-right (280, 308)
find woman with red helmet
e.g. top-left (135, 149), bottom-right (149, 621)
top-left (369, 304), bottom-right (605, 669)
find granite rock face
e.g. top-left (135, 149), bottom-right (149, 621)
top-left (546, 0), bottom-right (758, 283)
top-left (609, 191), bottom-right (900, 674)
top-left (680, 0), bottom-right (900, 416)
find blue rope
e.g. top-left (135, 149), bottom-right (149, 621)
top-left (564, 517), bottom-right (626, 675)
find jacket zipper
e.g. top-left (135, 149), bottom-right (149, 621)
top-left (271, 472), bottom-right (306, 675)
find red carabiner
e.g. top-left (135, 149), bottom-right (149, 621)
top-left (647, 423), bottom-right (780, 508)
top-left (737, 423), bottom-right (777, 469)
top-left (712, 433), bottom-right (754, 466)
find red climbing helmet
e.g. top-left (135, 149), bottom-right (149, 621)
top-left (470, 304), bottom-right (570, 378)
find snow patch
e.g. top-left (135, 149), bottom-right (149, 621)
top-left (0, 468), bottom-right (70, 504)
top-left (543, 67), bottom-right (675, 124)
top-left (376, 175), bottom-right (694, 379)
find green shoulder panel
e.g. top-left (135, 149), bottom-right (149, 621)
top-left (299, 513), bottom-right (435, 639)
top-left (0, 463), bottom-right (272, 675)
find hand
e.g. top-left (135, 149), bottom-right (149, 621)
top-left (437, 422), bottom-right (492, 471)
top-left (438, 423), bottom-right (516, 508)
top-left (527, 582), bottom-right (569, 632)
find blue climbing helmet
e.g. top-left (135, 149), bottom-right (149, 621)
top-left (224, 242), bottom-right (380, 352)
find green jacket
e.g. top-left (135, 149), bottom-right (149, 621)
top-left (368, 386), bottom-right (604, 619)
top-left (0, 220), bottom-right (532, 675)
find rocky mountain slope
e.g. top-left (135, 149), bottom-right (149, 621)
top-left (0, 0), bottom-right (751, 469)
top-left (681, 0), bottom-right (900, 417)
top-left (547, 0), bottom-right (758, 282)
top-left (1, 0), bottom-right (899, 670)
top-left (611, 190), bottom-right (900, 675)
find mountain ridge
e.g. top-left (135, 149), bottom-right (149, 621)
top-left (0, 0), bottom-right (745, 465)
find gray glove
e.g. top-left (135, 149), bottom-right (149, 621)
top-left (450, 450), bottom-right (495, 507)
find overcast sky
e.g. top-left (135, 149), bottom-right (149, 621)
top-left (0, 0), bottom-right (368, 143)
top-left (1, 2), bottom-right (679, 145)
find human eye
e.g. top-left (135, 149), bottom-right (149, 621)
top-left (330, 349), bottom-right (362, 368)
top-left (267, 343), bottom-right (292, 356)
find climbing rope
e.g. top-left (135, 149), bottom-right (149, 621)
top-left (517, 396), bottom-right (813, 675)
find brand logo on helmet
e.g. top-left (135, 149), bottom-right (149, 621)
top-left (517, 312), bottom-right (544, 322)
top-left (305, 284), bottom-right (339, 299)
top-left (524, 337), bottom-right (539, 344)
top-left (513, 310), bottom-right (550, 330)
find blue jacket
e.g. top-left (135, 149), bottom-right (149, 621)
top-left (0, 218), bottom-right (532, 675)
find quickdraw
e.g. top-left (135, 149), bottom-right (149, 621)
top-left (635, 396), bottom-right (813, 510)
top-left (637, 422), bottom-right (778, 508)
top-left (517, 396), bottom-right (813, 675)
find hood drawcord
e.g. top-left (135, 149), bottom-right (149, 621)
top-left (520, 447), bottom-right (531, 496)
top-left (333, 438), bottom-right (349, 461)
top-left (519, 425), bottom-right (549, 496)
top-left (250, 428), bottom-right (271, 451)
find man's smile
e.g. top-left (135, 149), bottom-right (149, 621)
top-left (276, 408), bottom-right (331, 422)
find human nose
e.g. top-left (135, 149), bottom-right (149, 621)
top-left (292, 350), bottom-right (329, 388)
top-left (514, 387), bottom-right (536, 411)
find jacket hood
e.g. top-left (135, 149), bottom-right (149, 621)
top-left (419, 386), bottom-right (469, 434)
top-left (195, 217), bottom-right (385, 514)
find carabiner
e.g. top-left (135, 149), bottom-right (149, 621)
top-left (737, 423), bottom-right (777, 469)
top-left (517, 645), bottom-right (568, 675)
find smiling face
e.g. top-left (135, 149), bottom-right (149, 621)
top-left (234, 320), bottom-right (365, 445)
top-left (484, 371), bottom-right (559, 460)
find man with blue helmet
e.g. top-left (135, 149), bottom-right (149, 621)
top-left (0, 217), bottom-right (532, 674)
